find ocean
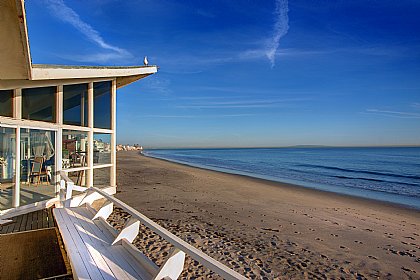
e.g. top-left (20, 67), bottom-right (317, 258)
top-left (143, 147), bottom-right (420, 209)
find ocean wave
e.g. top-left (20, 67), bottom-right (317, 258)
top-left (332, 175), bottom-right (420, 187)
top-left (297, 164), bottom-right (420, 180)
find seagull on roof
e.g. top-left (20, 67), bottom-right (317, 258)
top-left (143, 56), bottom-right (149, 66)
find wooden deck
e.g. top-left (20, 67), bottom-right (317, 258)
top-left (0, 208), bottom-right (56, 234)
top-left (0, 207), bottom-right (73, 279)
top-left (0, 228), bottom-right (71, 279)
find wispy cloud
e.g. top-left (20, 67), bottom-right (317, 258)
top-left (175, 98), bottom-right (310, 109)
top-left (45, 0), bottom-right (132, 63)
top-left (157, 1), bottom-right (290, 69)
top-left (171, 45), bottom-right (410, 70)
top-left (139, 114), bottom-right (256, 119)
top-left (411, 102), bottom-right (420, 110)
top-left (265, 0), bottom-right (289, 67)
top-left (364, 109), bottom-right (420, 119)
top-left (58, 52), bottom-right (131, 64)
top-left (141, 77), bottom-right (172, 96)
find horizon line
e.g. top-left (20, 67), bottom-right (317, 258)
top-left (137, 144), bottom-right (420, 150)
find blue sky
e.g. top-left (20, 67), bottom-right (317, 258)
top-left (26, 0), bottom-right (420, 148)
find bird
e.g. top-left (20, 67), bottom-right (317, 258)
top-left (143, 56), bottom-right (149, 66)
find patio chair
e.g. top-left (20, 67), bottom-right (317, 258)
top-left (30, 157), bottom-right (49, 185)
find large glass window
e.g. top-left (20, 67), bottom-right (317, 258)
top-left (62, 130), bottom-right (88, 169)
top-left (67, 170), bottom-right (87, 187)
top-left (93, 81), bottom-right (111, 129)
top-left (0, 127), bottom-right (16, 210)
top-left (22, 87), bottom-right (56, 122)
top-left (94, 167), bottom-right (111, 188)
top-left (63, 84), bottom-right (88, 126)
top-left (20, 128), bottom-right (56, 206)
top-left (0, 90), bottom-right (13, 117)
top-left (93, 133), bottom-right (111, 165)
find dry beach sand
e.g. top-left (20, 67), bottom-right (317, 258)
top-left (112, 151), bottom-right (419, 279)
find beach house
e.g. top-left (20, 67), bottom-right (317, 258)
top-left (0, 0), bottom-right (157, 216)
top-left (0, 1), bottom-right (245, 279)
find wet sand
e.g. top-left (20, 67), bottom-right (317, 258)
top-left (113, 151), bottom-right (419, 279)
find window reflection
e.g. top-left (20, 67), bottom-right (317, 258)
top-left (63, 84), bottom-right (88, 126)
top-left (94, 167), bottom-right (111, 188)
top-left (93, 81), bottom-right (111, 129)
top-left (20, 128), bottom-right (56, 206)
top-left (22, 87), bottom-right (56, 122)
top-left (0, 90), bottom-right (13, 117)
top-left (62, 130), bottom-right (88, 169)
top-left (0, 127), bottom-right (16, 210)
top-left (93, 133), bottom-right (111, 165)
top-left (67, 170), bottom-right (87, 187)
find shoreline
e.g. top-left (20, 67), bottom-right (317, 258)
top-left (143, 152), bottom-right (420, 213)
top-left (116, 151), bottom-right (419, 279)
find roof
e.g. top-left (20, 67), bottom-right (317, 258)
top-left (0, 0), bottom-right (32, 80)
top-left (0, 0), bottom-right (157, 87)
top-left (31, 64), bottom-right (158, 88)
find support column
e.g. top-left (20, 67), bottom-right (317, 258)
top-left (13, 89), bottom-right (21, 207)
top-left (110, 79), bottom-right (117, 187)
top-left (57, 85), bottom-right (63, 125)
top-left (56, 85), bottom-right (63, 196)
top-left (87, 82), bottom-right (94, 187)
top-left (13, 128), bottom-right (20, 208)
top-left (13, 89), bottom-right (22, 119)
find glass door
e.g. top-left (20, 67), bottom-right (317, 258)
top-left (0, 126), bottom-right (16, 210)
top-left (19, 128), bottom-right (57, 206)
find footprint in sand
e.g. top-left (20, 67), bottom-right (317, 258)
top-left (368, 255), bottom-right (377, 260)
top-left (330, 233), bottom-right (338, 237)
top-left (354, 240), bottom-right (363, 244)
top-left (340, 245), bottom-right (348, 250)
top-left (404, 236), bottom-right (416, 240)
top-left (315, 237), bottom-right (323, 241)
top-left (401, 266), bottom-right (416, 273)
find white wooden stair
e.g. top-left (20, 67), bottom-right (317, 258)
top-left (54, 173), bottom-right (247, 280)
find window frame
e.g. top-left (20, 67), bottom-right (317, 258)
top-left (0, 78), bottom-right (117, 214)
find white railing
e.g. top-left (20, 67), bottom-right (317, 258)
top-left (59, 172), bottom-right (247, 280)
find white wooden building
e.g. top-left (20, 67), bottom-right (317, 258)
top-left (0, 0), bottom-right (157, 217)
top-left (0, 1), bottom-right (246, 279)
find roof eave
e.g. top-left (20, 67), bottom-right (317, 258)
top-left (31, 64), bottom-right (158, 81)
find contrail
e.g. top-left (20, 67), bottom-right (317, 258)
top-left (266, 0), bottom-right (289, 67)
top-left (44, 0), bottom-right (130, 56)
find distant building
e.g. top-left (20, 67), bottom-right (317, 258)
top-left (116, 144), bottom-right (143, 151)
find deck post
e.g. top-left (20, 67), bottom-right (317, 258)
top-left (56, 85), bottom-right (63, 198)
top-left (87, 82), bottom-right (94, 187)
top-left (13, 126), bottom-right (20, 207)
top-left (12, 89), bottom-right (22, 207)
top-left (110, 79), bottom-right (117, 187)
